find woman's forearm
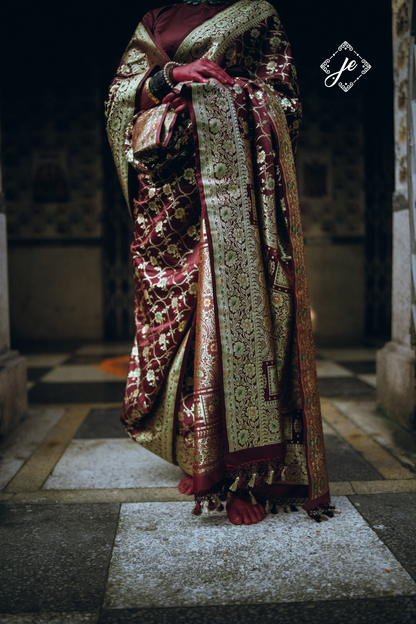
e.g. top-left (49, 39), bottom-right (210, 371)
top-left (138, 82), bottom-right (158, 111)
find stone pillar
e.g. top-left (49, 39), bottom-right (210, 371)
top-left (0, 121), bottom-right (27, 438)
top-left (377, 0), bottom-right (415, 432)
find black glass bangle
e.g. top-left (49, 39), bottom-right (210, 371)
top-left (149, 71), bottom-right (171, 102)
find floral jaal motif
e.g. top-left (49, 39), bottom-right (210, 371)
top-left (126, 327), bottom-right (194, 463)
top-left (120, 158), bottom-right (201, 433)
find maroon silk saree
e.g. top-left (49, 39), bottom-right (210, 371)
top-left (106, 0), bottom-right (331, 514)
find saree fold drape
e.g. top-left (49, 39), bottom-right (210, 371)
top-left (106, 0), bottom-right (330, 513)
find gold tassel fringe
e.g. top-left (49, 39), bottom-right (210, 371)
top-left (248, 473), bottom-right (257, 488)
top-left (229, 476), bottom-right (240, 492)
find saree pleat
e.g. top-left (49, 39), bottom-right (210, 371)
top-left (106, 0), bottom-right (330, 512)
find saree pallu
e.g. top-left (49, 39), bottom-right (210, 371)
top-left (106, 0), bottom-right (331, 514)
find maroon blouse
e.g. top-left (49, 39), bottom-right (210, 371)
top-left (142, 1), bottom-right (238, 59)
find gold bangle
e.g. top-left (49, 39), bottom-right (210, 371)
top-left (144, 77), bottom-right (161, 105)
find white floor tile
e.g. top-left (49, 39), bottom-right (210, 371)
top-left (357, 374), bottom-right (377, 388)
top-left (0, 409), bottom-right (64, 489)
top-left (103, 497), bottom-right (416, 608)
top-left (43, 439), bottom-right (185, 490)
top-left (316, 360), bottom-right (353, 377)
top-left (40, 365), bottom-right (125, 383)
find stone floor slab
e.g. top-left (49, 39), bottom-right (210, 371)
top-left (340, 361), bottom-right (377, 375)
top-left (43, 440), bottom-right (185, 490)
top-left (324, 433), bottom-right (383, 481)
top-left (0, 504), bottom-right (120, 613)
top-left (5, 487), bottom-right (191, 505)
top-left (0, 409), bottom-right (64, 490)
top-left (350, 492), bottom-right (416, 581)
top-left (358, 374), bottom-right (377, 388)
top-left (318, 377), bottom-right (376, 398)
top-left (76, 344), bottom-right (132, 357)
top-left (333, 401), bottom-right (416, 472)
top-left (98, 597), bottom-right (416, 624)
top-left (315, 361), bottom-right (353, 377)
top-left (41, 366), bottom-right (125, 383)
top-left (27, 368), bottom-right (53, 382)
top-left (28, 383), bottom-right (126, 404)
top-left (0, 613), bottom-right (98, 623)
top-left (322, 402), bottom-right (415, 481)
top-left (74, 408), bottom-right (126, 439)
top-left (5, 406), bottom-right (91, 493)
top-left (24, 355), bottom-right (70, 368)
top-left (103, 497), bottom-right (416, 610)
top-left (351, 480), bottom-right (416, 495)
top-left (316, 348), bottom-right (377, 361)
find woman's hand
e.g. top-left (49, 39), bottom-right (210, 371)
top-left (162, 90), bottom-right (189, 114)
top-left (163, 58), bottom-right (234, 113)
top-left (172, 58), bottom-right (234, 86)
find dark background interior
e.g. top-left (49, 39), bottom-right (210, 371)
top-left (1, 0), bottom-right (394, 343)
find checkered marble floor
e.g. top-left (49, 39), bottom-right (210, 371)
top-left (1, 344), bottom-right (416, 623)
top-left (24, 344), bottom-right (378, 403)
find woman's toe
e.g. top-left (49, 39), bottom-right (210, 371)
top-left (242, 510), bottom-right (255, 525)
top-left (254, 503), bottom-right (265, 521)
top-left (229, 511), bottom-right (243, 524)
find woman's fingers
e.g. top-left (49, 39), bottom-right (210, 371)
top-left (171, 58), bottom-right (234, 86)
top-left (193, 70), bottom-right (233, 85)
top-left (200, 58), bottom-right (234, 84)
top-left (164, 94), bottom-right (189, 113)
top-left (162, 91), bottom-right (179, 103)
top-left (174, 103), bottom-right (189, 114)
top-left (162, 91), bottom-right (189, 112)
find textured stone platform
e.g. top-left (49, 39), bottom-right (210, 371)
top-left (104, 497), bottom-right (415, 609)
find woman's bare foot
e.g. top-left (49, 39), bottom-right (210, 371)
top-left (226, 494), bottom-right (266, 525)
top-left (178, 475), bottom-right (194, 495)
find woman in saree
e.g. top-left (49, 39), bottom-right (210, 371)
top-left (106, 0), bottom-right (335, 525)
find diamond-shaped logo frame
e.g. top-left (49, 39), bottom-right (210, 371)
top-left (320, 41), bottom-right (371, 92)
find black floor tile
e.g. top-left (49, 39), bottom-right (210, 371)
top-left (75, 407), bottom-right (127, 439)
top-left (27, 367), bottom-right (53, 382)
top-left (339, 361), bottom-right (376, 375)
top-left (17, 340), bottom-right (80, 354)
top-left (324, 433), bottom-right (383, 481)
top-left (318, 377), bottom-right (376, 398)
top-left (65, 355), bottom-right (112, 365)
top-left (0, 504), bottom-right (120, 613)
top-left (28, 382), bottom-right (126, 404)
top-left (98, 597), bottom-right (416, 624)
top-left (349, 492), bottom-right (416, 581)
